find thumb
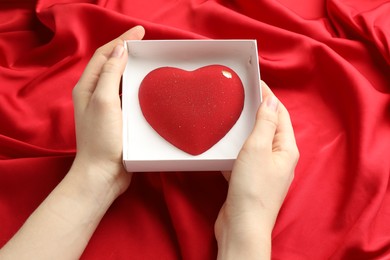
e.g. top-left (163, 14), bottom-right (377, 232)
top-left (249, 95), bottom-right (279, 150)
top-left (92, 44), bottom-right (128, 101)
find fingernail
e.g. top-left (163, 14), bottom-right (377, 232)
top-left (266, 95), bottom-right (279, 112)
top-left (123, 40), bottom-right (128, 52)
top-left (111, 45), bottom-right (124, 58)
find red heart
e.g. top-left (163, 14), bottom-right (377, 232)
top-left (138, 64), bottom-right (245, 155)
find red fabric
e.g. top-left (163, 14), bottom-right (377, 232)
top-left (1, 0), bottom-right (389, 259)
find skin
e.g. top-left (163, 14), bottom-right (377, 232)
top-left (0, 25), bottom-right (145, 260)
top-left (215, 83), bottom-right (299, 259)
top-left (0, 26), bottom-right (299, 260)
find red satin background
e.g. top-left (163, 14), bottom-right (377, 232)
top-left (1, 0), bottom-right (390, 259)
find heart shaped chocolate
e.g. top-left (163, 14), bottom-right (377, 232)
top-left (138, 64), bottom-right (245, 155)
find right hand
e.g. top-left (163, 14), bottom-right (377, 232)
top-left (215, 81), bottom-right (299, 259)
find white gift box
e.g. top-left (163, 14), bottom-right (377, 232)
top-left (122, 40), bottom-right (261, 172)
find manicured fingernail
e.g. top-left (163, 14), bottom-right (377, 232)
top-left (266, 95), bottom-right (279, 112)
top-left (111, 45), bottom-right (124, 58)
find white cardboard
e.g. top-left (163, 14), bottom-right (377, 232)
top-left (122, 40), bottom-right (261, 172)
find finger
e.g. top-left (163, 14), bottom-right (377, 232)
top-left (91, 43), bottom-right (127, 102)
top-left (247, 93), bottom-right (279, 151)
top-left (73, 26), bottom-right (145, 111)
top-left (78, 25), bottom-right (145, 93)
top-left (273, 102), bottom-right (299, 160)
top-left (260, 80), bottom-right (274, 101)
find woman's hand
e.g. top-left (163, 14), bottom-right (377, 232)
top-left (71, 25), bottom-right (145, 197)
top-left (215, 81), bottom-right (299, 259)
top-left (0, 26), bottom-right (145, 260)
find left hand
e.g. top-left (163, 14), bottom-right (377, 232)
top-left (0, 27), bottom-right (146, 260)
top-left (71, 26), bottom-right (145, 197)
